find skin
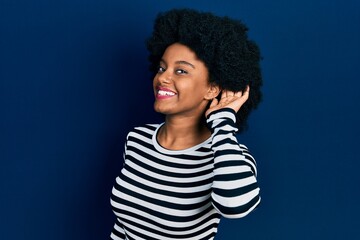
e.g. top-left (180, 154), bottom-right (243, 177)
top-left (153, 43), bottom-right (249, 150)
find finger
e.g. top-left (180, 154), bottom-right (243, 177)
top-left (242, 85), bottom-right (250, 99)
top-left (209, 97), bottom-right (219, 109)
top-left (235, 86), bottom-right (250, 98)
top-left (227, 91), bottom-right (235, 97)
top-left (234, 91), bottom-right (242, 97)
top-left (220, 90), bottom-right (227, 99)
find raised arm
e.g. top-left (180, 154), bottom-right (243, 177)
top-left (207, 108), bottom-right (260, 218)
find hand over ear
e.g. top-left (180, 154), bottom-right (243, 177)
top-left (205, 86), bottom-right (249, 118)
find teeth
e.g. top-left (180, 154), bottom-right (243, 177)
top-left (158, 90), bottom-right (175, 96)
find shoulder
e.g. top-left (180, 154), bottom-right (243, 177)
top-left (123, 123), bottom-right (162, 154)
top-left (126, 123), bottom-right (161, 141)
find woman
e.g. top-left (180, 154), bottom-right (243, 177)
top-left (110, 8), bottom-right (263, 240)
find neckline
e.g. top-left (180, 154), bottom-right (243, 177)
top-left (152, 123), bottom-right (211, 155)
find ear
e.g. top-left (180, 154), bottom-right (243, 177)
top-left (204, 83), bottom-right (220, 100)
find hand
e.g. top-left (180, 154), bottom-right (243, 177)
top-left (205, 86), bottom-right (250, 118)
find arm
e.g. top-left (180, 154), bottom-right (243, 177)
top-left (110, 135), bottom-right (129, 240)
top-left (207, 108), bottom-right (260, 218)
top-left (110, 218), bottom-right (126, 240)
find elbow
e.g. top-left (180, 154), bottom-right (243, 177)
top-left (212, 188), bottom-right (261, 218)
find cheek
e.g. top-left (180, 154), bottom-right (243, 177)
top-left (191, 77), bottom-right (211, 93)
top-left (179, 83), bottom-right (208, 102)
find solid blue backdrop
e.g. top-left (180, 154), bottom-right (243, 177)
top-left (1, 0), bottom-right (359, 239)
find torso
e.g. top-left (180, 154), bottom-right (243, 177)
top-left (111, 123), bottom-right (221, 239)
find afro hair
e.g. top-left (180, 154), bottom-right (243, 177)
top-left (146, 8), bottom-right (263, 132)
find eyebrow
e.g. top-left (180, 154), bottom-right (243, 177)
top-left (160, 59), bottom-right (195, 69)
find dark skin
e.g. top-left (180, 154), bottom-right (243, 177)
top-left (153, 43), bottom-right (249, 150)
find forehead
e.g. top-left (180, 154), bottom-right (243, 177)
top-left (162, 43), bottom-right (206, 67)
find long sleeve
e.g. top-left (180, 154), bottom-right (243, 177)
top-left (110, 139), bottom-right (129, 240)
top-left (110, 218), bottom-right (125, 240)
top-left (207, 108), bottom-right (261, 218)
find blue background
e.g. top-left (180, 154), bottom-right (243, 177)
top-left (1, 0), bottom-right (359, 239)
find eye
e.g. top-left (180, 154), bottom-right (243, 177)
top-left (157, 66), bottom-right (166, 73)
top-left (175, 69), bottom-right (188, 75)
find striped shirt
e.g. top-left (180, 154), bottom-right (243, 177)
top-left (110, 108), bottom-right (260, 240)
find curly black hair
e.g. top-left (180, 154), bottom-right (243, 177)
top-left (146, 8), bottom-right (263, 132)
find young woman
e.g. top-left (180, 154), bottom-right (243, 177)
top-left (110, 8), bottom-right (263, 240)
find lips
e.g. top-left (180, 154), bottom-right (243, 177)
top-left (155, 86), bottom-right (177, 99)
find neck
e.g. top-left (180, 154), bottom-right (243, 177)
top-left (157, 115), bottom-right (211, 150)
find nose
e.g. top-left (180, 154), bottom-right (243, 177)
top-left (157, 71), bottom-right (172, 84)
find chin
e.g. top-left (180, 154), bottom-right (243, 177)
top-left (153, 104), bottom-right (169, 115)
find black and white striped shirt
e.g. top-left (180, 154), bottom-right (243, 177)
top-left (110, 109), bottom-right (260, 240)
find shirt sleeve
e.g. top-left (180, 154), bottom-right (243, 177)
top-left (110, 218), bottom-right (126, 240)
top-left (110, 135), bottom-right (129, 240)
top-left (207, 108), bottom-right (261, 218)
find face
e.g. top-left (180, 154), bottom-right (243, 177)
top-left (153, 43), bottom-right (217, 118)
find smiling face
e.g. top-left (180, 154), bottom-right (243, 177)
top-left (153, 43), bottom-right (218, 119)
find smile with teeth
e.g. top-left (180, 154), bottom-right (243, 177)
top-left (158, 90), bottom-right (176, 96)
